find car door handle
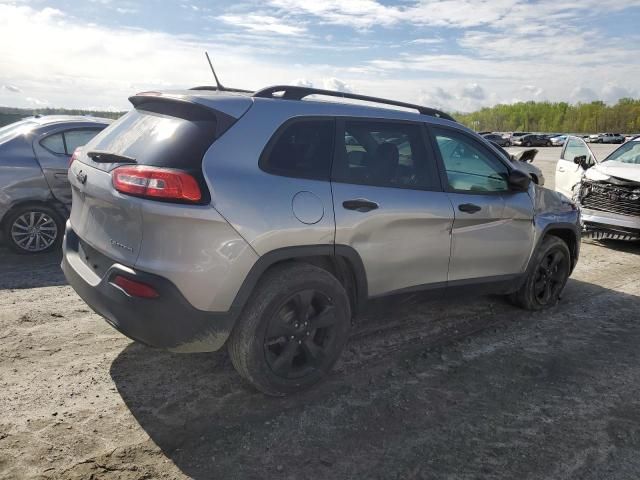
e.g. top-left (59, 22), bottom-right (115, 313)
top-left (458, 203), bottom-right (482, 214)
top-left (343, 199), bottom-right (379, 212)
top-left (558, 166), bottom-right (566, 172)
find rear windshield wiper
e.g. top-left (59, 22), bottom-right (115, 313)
top-left (87, 150), bottom-right (136, 164)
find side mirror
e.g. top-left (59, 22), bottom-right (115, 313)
top-left (507, 169), bottom-right (531, 192)
top-left (573, 155), bottom-right (591, 169)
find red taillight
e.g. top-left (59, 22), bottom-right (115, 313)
top-left (112, 275), bottom-right (160, 299)
top-left (112, 165), bottom-right (201, 202)
top-left (69, 147), bottom-right (81, 168)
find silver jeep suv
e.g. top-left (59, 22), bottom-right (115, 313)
top-left (62, 85), bottom-right (581, 395)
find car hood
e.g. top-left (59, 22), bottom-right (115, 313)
top-left (532, 184), bottom-right (576, 215)
top-left (586, 161), bottom-right (640, 184)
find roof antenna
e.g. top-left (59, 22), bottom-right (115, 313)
top-left (205, 51), bottom-right (225, 91)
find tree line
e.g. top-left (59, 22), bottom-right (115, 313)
top-left (3, 99), bottom-right (640, 134)
top-left (456, 98), bottom-right (640, 134)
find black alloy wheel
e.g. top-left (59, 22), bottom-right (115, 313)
top-left (509, 235), bottom-right (571, 311)
top-left (264, 289), bottom-right (338, 379)
top-left (532, 249), bottom-right (569, 305)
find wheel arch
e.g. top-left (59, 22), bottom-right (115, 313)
top-left (230, 245), bottom-right (368, 318)
top-left (0, 199), bottom-right (67, 229)
top-left (542, 224), bottom-right (580, 272)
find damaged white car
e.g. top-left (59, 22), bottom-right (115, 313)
top-left (555, 136), bottom-right (640, 240)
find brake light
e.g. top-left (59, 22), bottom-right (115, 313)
top-left (112, 165), bottom-right (201, 202)
top-left (112, 275), bottom-right (160, 299)
top-left (69, 147), bottom-right (81, 168)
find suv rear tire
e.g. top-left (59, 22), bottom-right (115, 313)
top-left (228, 263), bottom-right (351, 395)
top-left (510, 236), bottom-right (571, 310)
top-left (3, 204), bottom-right (64, 254)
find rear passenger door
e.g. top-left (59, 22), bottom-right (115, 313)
top-left (34, 128), bottom-right (103, 207)
top-left (429, 126), bottom-right (535, 282)
top-left (331, 119), bottom-right (454, 297)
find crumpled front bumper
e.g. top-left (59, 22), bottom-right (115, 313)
top-left (581, 208), bottom-right (640, 240)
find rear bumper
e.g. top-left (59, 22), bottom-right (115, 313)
top-left (62, 223), bottom-right (237, 352)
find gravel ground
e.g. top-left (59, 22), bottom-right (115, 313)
top-left (3, 145), bottom-right (640, 479)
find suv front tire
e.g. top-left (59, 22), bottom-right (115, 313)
top-left (510, 236), bottom-right (571, 310)
top-left (228, 263), bottom-right (351, 396)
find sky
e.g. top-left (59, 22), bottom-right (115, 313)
top-left (1, 0), bottom-right (640, 112)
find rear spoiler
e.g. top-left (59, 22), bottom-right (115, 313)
top-left (128, 93), bottom-right (237, 137)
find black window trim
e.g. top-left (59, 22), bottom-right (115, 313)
top-left (39, 127), bottom-right (104, 156)
top-left (39, 132), bottom-right (67, 156)
top-left (62, 127), bottom-right (104, 155)
top-left (425, 123), bottom-right (514, 196)
top-left (331, 116), bottom-right (443, 193)
top-left (258, 116), bottom-right (336, 182)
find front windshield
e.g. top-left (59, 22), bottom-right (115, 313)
top-left (603, 140), bottom-right (640, 165)
top-left (0, 120), bottom-right (37, 144)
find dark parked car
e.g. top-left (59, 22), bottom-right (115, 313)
top-left (482, 133), bottom-right (510, 147)
top-left (513, 134), bottom-right (552, 147)
top-left (0, 116), bottom-right (111, 253)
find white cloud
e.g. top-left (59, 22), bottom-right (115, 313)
top-left (217, 14), bottom-right (306, 36)
top-left (323, 78), bottom-right (352, 93)
top-left (0, 2), bottom-right (639, 114)
top-left (115, 7), bottom-right (138, 14)
top-left (570, 86), bottom-right (598, 103)
top-left (462, 83), bottom-right (485, 100)
top-left (264, 0), bottom-right (640, 30)
top-left (292, 78), bottom-right (314, 87)
top-left (409, 38), bottom-right (444, 45)
top-left (25, 97), bottom-right (48, 106)
top-left (3, 84), bottom-right (21, 93)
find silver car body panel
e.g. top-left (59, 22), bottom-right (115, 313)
top-left (0, 117), bottom-right (110, 225)
top-left (332, 182), bottom-right (453, 295)
top-left (447, 190), bottom-right (535, 281)
top-left (62, 90), bottom-right (581, 352)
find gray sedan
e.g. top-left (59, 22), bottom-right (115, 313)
top-left (0, 116), bottom-right (111, 253)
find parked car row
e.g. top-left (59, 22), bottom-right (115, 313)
top-left (482, 131), bottom-right (639, 148)
top-left (586, 133), bottom-right (626, 144)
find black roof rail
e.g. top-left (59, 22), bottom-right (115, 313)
top-left (253, 85), bottom-right (456, 122)
top-left (190, 85), bottom-right (254, 93)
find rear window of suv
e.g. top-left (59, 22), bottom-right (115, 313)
top-left (260, 118), bottom-right (335, 180)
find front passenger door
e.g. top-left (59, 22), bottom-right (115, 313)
top-left (430, 126), bottom-right (535, 282)
top-left (555, 136), bottom-right (595, 199)
top-left (332, 119), bottom-right (454, 297)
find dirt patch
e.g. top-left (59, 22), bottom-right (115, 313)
top-left (1, 240), bottom-right (640, 479)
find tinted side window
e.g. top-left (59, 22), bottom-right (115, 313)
top-left (40, 133), bottom-right (66, 154)
top-left (260, 119), bottom-right (334, 180)
top-left (332, 120), bottom-right (437, 190)
top-left (432, 127), bottom-right (510, 192)
top-left (64, 129), bottom-right (102, 154)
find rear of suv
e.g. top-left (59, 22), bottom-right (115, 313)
top-left (63, 86), bottom-right (581, 395)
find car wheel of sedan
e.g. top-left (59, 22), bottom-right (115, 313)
top-left (525, 141), bottom-right (532, 147)
top-left (509, 235), bottom-right (571, 311)
top-left (228, 263), bottom-right (351, 396)
top-left (3, 205), bottom-right (64, 254)
top-left (546, 141), bottom-right (552, 147)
